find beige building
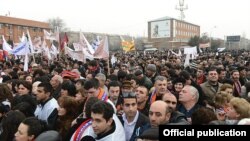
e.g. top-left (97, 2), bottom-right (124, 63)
top-left (147, 16), bottom-right (200, 49)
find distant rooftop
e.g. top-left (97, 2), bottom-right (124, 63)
top-left (148, 16), bottom-right (199, 27)
top-left (148, 16), bottom-right (172, 22)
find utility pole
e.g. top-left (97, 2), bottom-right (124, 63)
top-left (176, 0), bottom-right (188, 21)
top-left (175, 0), bottom-right (188, 47)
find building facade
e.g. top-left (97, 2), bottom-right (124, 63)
top-left (0, 15), bottom-right (50, 45)
top-left (147, 16), bottom-right (200, 49)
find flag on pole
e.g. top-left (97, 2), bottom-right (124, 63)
top-left (27, 29), bottom-right (35, 54)
top-left (2, 35), bottom-right (12, 53)
top-left (94, 36), bottom-right (109, 59)
top-left (79, 32), bottom-right (95, 54)
top-left (60, 32), bottom-right (69, 52)
top-left (91, 36), bottom-right (101, 51)
top-left (120, 36), bottom-right (135, 52)
top-left (11, 37), bottom-right (30, 55)
top-left (44, 29), bottom-right (58, 41)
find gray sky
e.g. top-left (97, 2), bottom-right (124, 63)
top-left (1, 0), bottom-right (250, 39)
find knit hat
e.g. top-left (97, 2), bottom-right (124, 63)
top-left (146, 64), bottom-right (157, 72)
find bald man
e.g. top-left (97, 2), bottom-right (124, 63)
top-left (149, 100), bottom-right (171, 127)
top-left (134, 100), bottom-right (171, 139)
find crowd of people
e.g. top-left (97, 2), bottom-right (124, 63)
top-left (0, 49), bottom-right (250, 141)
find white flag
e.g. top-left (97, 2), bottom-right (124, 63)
top-left (94, 36), bottom-right (109, 59)
top-left (79, 32), bottom-right (95, 54)
top-left (2, 35), bottom-right (12, 52)
top-left (11, 38), bottom-right (30, 55)
top-left (91, 36), bottom-right (101, 51)
top-left (43, 29), bottom-right (57, 41)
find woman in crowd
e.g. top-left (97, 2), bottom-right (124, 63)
top-left (12, 80), bottom-right (37, 116)
top-left (56, 96), bottom-right (78, 140)
top-left (60, 80), bottom-right (76, 97)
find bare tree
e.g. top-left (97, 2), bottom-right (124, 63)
top-left (47, 17), bottom-right (69, 32)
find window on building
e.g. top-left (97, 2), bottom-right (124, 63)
top-left (0, 23), bottom-right (2, 29)
top-left (17, 26), bottom-right (21, 31)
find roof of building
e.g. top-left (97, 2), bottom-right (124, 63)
top-left (0, 15), bottom-right (50, 29)
top-left (148, 16), bottom-right (172, 22)
top-left (148, 16), bottom-right (199, 27)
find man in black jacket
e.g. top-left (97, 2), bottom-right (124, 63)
top-left (118, 93), bottom-right (149, 141)
top-left (162, 93), bottom-right (189, 125)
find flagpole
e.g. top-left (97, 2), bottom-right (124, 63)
top-left (27, 29), bottom-right (36, 63)
top-left (57, 26), bottom-right (61, 62)
top-left (107, 35), bottom-right (110, 75)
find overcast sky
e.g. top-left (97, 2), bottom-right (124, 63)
top-left (1, 0), bottom-right (250, 39)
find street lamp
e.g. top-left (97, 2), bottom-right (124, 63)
top-left (209, 26), bottom-right (217, 47)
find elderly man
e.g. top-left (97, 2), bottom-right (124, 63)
top-left (148, 76), bottom-right (171, 105)
top-left (177, 85), bottom-right (202, 122)
top-left (50, 75), bottom-right (63, 99)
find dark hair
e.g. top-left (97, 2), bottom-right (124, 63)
top-left (108, 81), bottom-right (121, 90)
top-left (57, 96), bottom-right (78, 118)
top-left (33, 76), bottom-right (50, 83)
top-left (208, 67), bottom-right (217, 73)
top-left (0, 110), bottom-right (26, 141)
top-left (33, 69), bottom-right (45, 78)
top-left (37, 82), bottom-right (53, 94)
top-left (231, 69), bottom-right (239, 75)
top-left (18, 80), bottom-right (32, 93)
top-left (91, 101), bottom-right (114, 121)
top-left (9, 71), bottom-right (19, 79)
top-left (217, 68), bottom-right (226, 74)
top-left (61, 80), bottom-right (76, 97)
top-left (179, 70), bottom-right (191, 80)
top-left (75, 79), bottom-right (85, 86)
top-left (85, 97), bottom-right (100, 119)
top-left (22, 117), bottom-right (47, 139)
top-left (117, 70), bottom-right (127, 81)
top-left (2, 75), bottom-right (11, 83)
top-left (84, 78), bottom-right (99, 90)
top-left (0, 83), bottom-right (13, 104)
top-left (88, 60), bottom-right (98, 67)
top-left (107, 74), bottom-right (118, 81)
top-left (121, 93), bottom-right (137, 104)
top-left (191, 107), bottom-right (217, 125)
top-left (13, 102), bottom-right (35, 117)
top-left (53, 67), bottom-right (63, 74)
